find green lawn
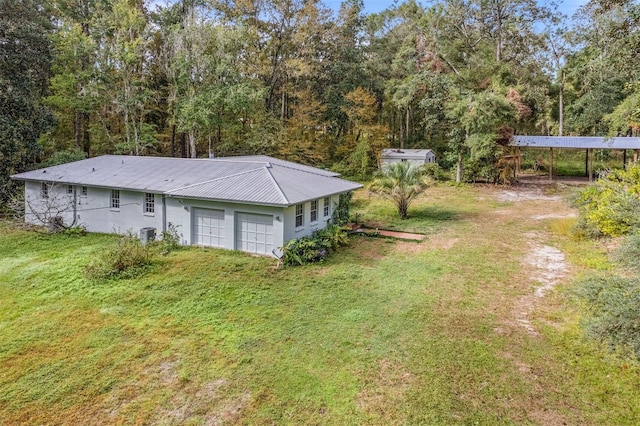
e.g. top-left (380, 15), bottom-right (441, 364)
top-left (1, 185), bottom-right (639, 424)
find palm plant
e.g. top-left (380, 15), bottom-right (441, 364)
top-left (370, 162), bottom-right (428, 219)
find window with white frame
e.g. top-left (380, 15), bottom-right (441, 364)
top-left (295, 203), bottom-right (304, 228)
top-left (111, 189), bottom-right (120, 209)
top-left (40, 182), bottom-right (48, 199)
top-left (144, 193), bottom-right (155, 213)
top-left (67, 185), bottom-right (73, 195)
top-left (81, 186), bottom-right (88, 196)
top-left (323, 197), bottom-right (330, 218)
top-left (310, 200), bottom-right (318, 223)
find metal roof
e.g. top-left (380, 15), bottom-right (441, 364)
top-left (511, 136), bottom-right (640, 149)
top-left (11, 155), bottom-right (362, 207)
top-left (381, 148), bottom-right (435, 159)
top-left (224, 155), bottom-right (340, 177)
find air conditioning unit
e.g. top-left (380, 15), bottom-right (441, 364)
top-left (140, 227), bottom-right (156, 245)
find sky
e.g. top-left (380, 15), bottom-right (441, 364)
top-left (324, 0), bottom-right (590, 17)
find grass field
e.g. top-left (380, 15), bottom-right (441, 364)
top-left (1, 184), bottom-right (639, 425)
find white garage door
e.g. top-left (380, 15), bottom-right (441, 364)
top-left (236, 212), bottom-right (274, 255)
top-left (193, 208), bottom-right (225, 247)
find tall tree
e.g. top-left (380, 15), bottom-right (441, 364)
top-left (565, 0), bottom-right (640, 135)
top-left (0, 0), bottom-right (55, 202)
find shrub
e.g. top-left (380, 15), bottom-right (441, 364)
top-left (612, 232), bottom-right (640, 272)
top-left (281, 225), bottom-right (349, 266)
top-left (572, 164), bottom-right (640, 237)
top-left (422, 163), bottom-right (449, 181)
top-left (86, 235), bottom-right (152, 279)
top-left (63, 226), bottom-right (87, 237)
top-left (573, 275), bottom-right (640, 359)
top-left (332, 192), bottom-right (353, 225)
top-left (158, 223), bottom-right (181, 254)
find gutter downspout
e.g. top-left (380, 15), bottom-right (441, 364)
top-left (162, 194), bottom-right (167, 234)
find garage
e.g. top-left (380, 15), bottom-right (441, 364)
top-left (193, 208), bottom-right (225, 247)
top-left (236, 212), bottom-right (274, 255)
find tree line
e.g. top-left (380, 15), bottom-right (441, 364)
top-left (2, 0), bottom-right (640, 202)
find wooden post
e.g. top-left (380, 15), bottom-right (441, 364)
top-left (634, 149), bottom-right (639, 163)
top-left (588, 149), bottom-right (594, 183)
top-left (623, 149), bottom-right (627, 169)
top-left (585, 148), bottom-right (589, 177)
top-left (549, 147), bottom-right (553, 181)
top-left (517, 147), bottom-right (521, 175)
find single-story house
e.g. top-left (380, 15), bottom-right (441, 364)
top-left (10, 155), bottom-right (362, 257)
top-left (381, 148), bottom-right (437, 167)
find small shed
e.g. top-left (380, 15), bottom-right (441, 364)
top-left (381, 149), bottom-right (436, 167)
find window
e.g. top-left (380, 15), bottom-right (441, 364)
top-left (40, 182), bottom-right (48, 199)
top-left (144, 193), bottom-right (155, 214)
top-left (67, 185), bottom-right (73, 195)
top-left (310, 200), bottom-right (318, 223)
top-left (81, 186), bottom-right (88, 196)
top-left (323, 197), bottom-right (330, 218)
top-left (295, 203), bottom-right (304, 228)
top-left (111, 189), bottom-right (120, 209)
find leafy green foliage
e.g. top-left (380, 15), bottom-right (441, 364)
top-left (281, 225), bottom-right (349, 266)
top-left (370, 162), bottom-right (428, 219)
top-left (62, 226), bottom-right (87, 237)
top-left (40, 148), bottom-right (87, 168)
top-left (573, 275), bottom-right (640, 359)
top-left (572, 164), bottom-right (640, 237)
top-left (612, 232), bottom-right (640, 272)
top-left (422, 163), bottom-right (449, 181)
top-left (85, 235), bottom-right (152, 279)
top-left (332, 192), bottom-right (353, 225)
top-left (0, 0), bottom-right (54, 204)
top-left (159, 223), bottom-right (181, 254)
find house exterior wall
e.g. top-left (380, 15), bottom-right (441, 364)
top-left (164, 197), bottom-right (286, 255)
top-left (25, 181), bottom-right (164, 234)
top-left (24, 181), bottom-right (341, 257)
top-left (282, 194), bottom-right (338, 243)
top-left (76, 187), bottom-right (164, 234)
top-left (24, 181), bottom-right (75, 226)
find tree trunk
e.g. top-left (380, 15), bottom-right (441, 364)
top-left (74, 112), bottom-right (82, 150)
top-left (281, 90), bottom-right (286, 121)
top-left (456, 151), bottom-right (463, 183)
top-left (170, 125), bottom-right (176, 157)
top-left (558, 70), bottom-right (564, 136)
top-left (188, 130), bottom-right (196, 158)
top-left (82, 112), bottom-right (90, 156)
top-left (495, 7), bottom-right (503, 62)
top-left (399, 109), bottom-right (404, 149)
top-left (405, 107), bottom-right (410, 147)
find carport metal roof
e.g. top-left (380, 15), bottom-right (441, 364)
top-left (508, 136), bottom-right (640, 183)
top-left (511, 136), bottom-right (640, 149)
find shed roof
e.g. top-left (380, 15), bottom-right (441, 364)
top-left (381, 148), bottom-right (435, 159)
top-left (511, 136), bottom-right (640, 150)
top-left (11, 155), bottom-right (362, 207)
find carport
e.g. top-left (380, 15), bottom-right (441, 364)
top-left (509, 136), bottom-right (640, 182)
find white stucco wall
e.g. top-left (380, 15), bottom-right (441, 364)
top-left (164, 196), bottom-right (286, 253)
top-left (24, 181), bottom-right (341, 257)
top-left (24, 181), bottom-right (75, 226)
top-left (24, 181), bottom-right (164, 234)
top-left (76, 187), bottom-right (164, 234)
top-left (282, 194), bottom-right (338, 242)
